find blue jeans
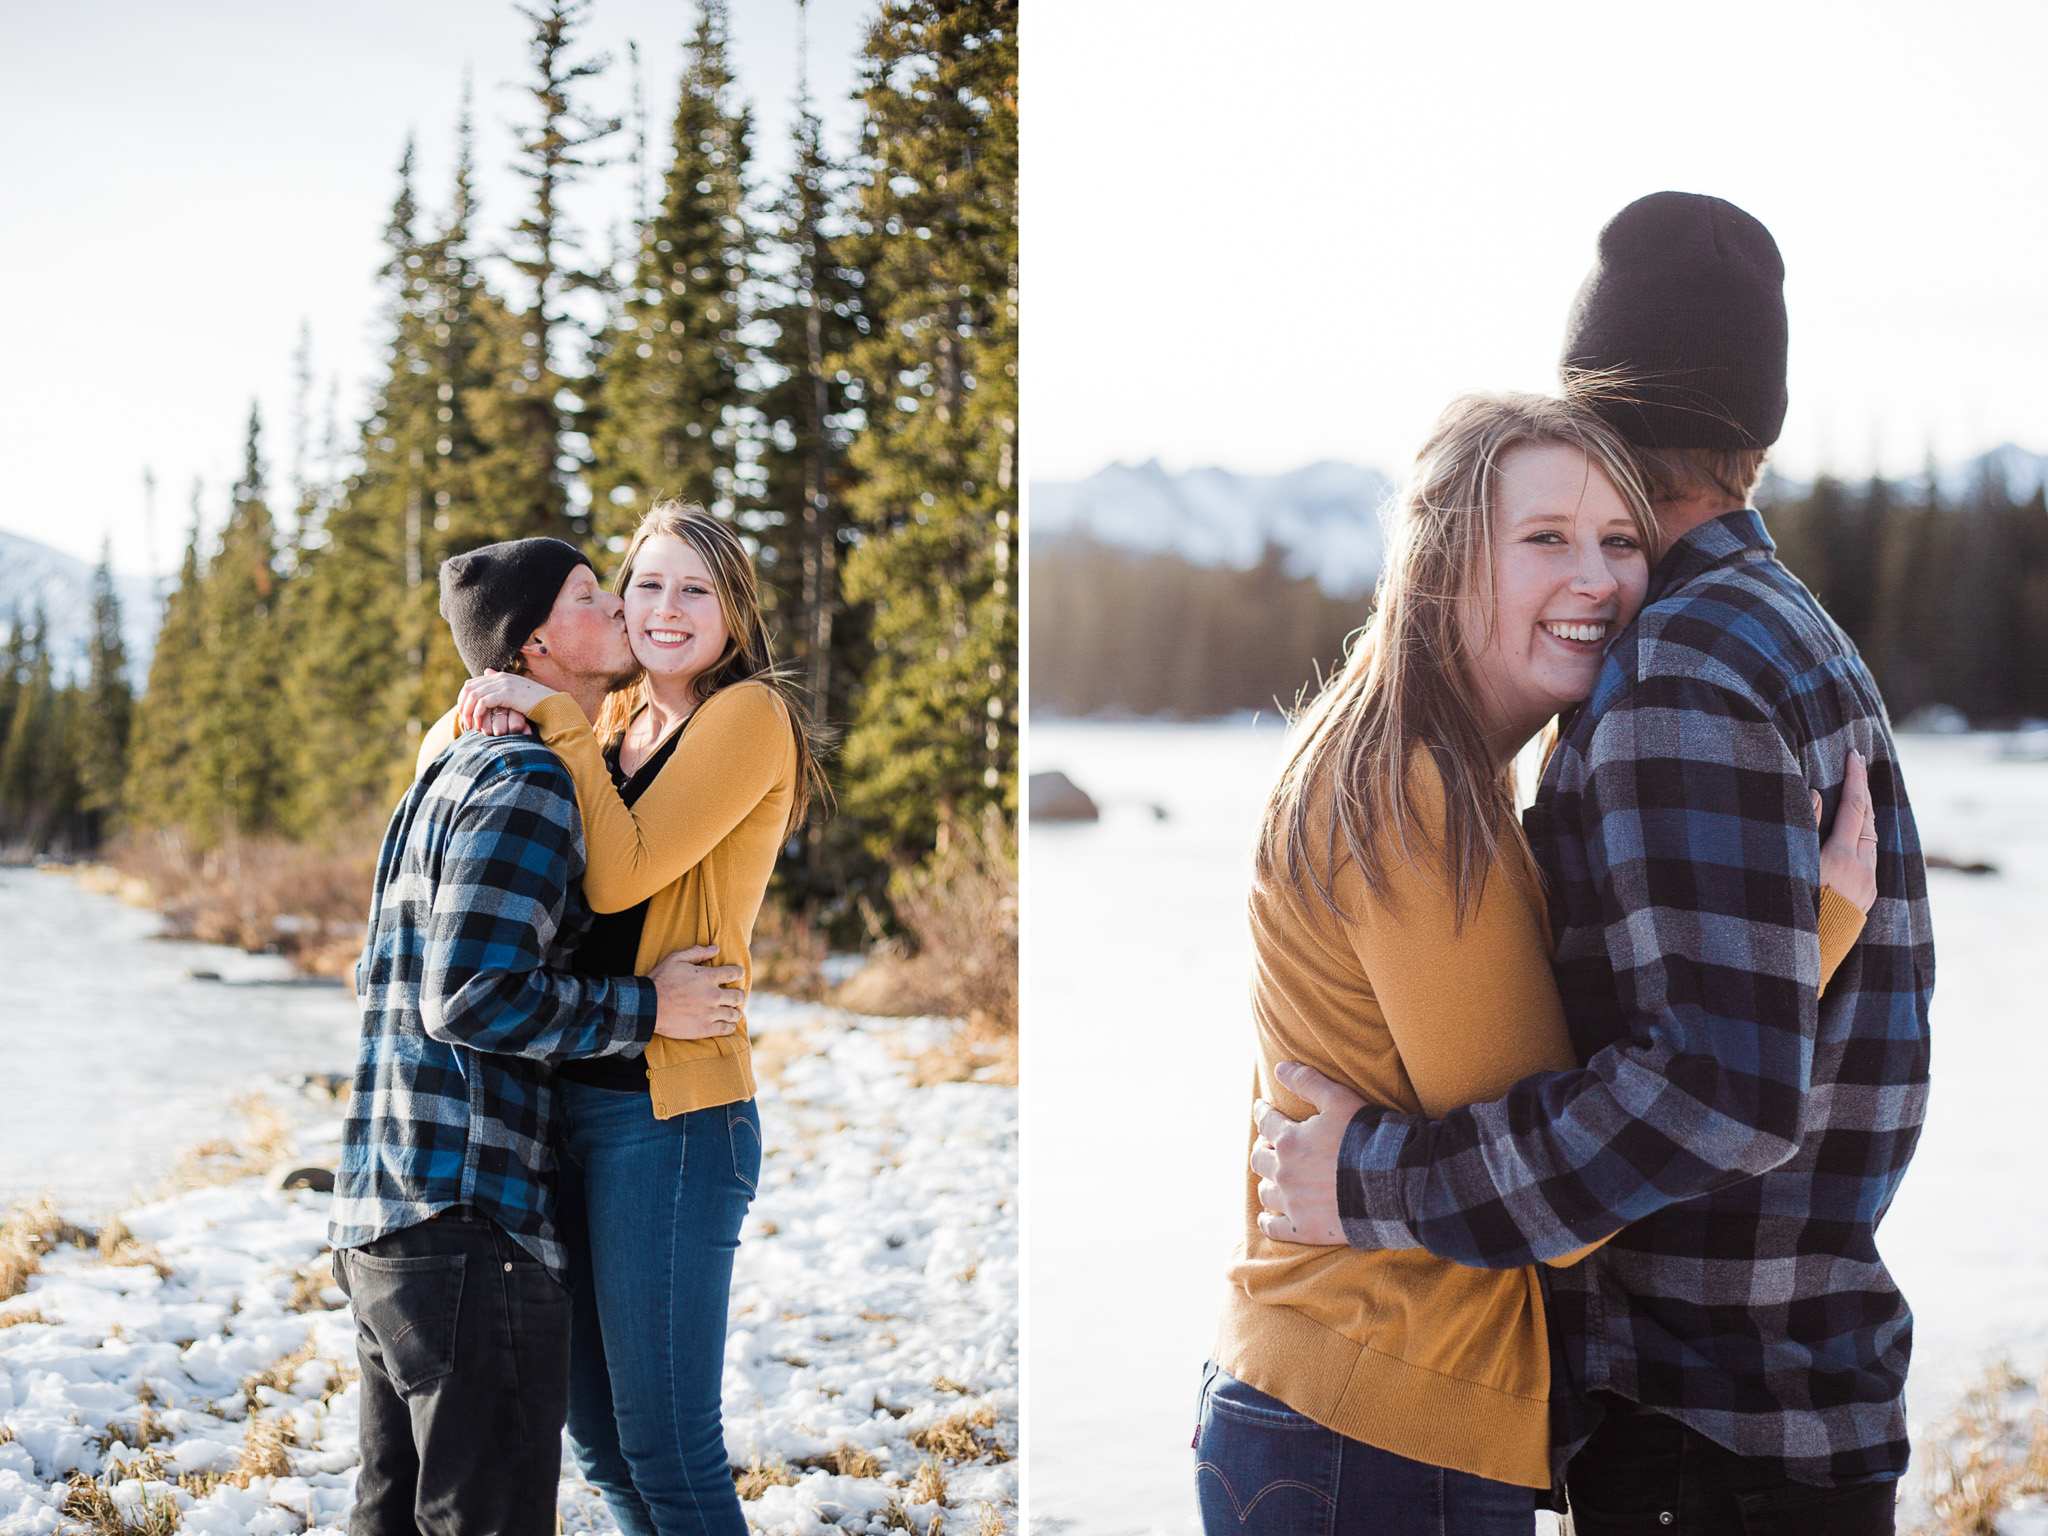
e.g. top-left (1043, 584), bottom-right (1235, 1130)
top-left (558, 1082), bottom-right (762, 1536)
top-left (1195, 1363), bottom-right (1537, 1536)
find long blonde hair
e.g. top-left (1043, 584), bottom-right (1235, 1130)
top-left (1257, 391), bottom-right (1657, 925)
top-left (597, 501), bottom-right (830, 836)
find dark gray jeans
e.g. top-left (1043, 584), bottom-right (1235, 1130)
top-left (336, 1208), bottom-right (571, 1536)
top-left (1567, 1396), bottom-right (1897, 1536)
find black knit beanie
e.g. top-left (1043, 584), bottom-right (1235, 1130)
top-left (1560, 191), bottom-right (1788, 450)
top-left (437, 537), bottom-right (590, 677)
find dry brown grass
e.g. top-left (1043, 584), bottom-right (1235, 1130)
top-left (92, 1387), bottom-right (174, 1458)
top-left (285, 1256), bottom-right (343, 1313)
top-left (103, 824), bottom-right (380, 979)
top-left (749, 896), bottom-right (831, 1000)
top-left (793, 1441), bottom-right (883, 1478)
top-left (877, 1498), bottom-right (916, 1532)
top-left (905, 1016), bottom-right (1018, 1088)
top-left (832, 1442), bottom-right (882, 1478)
top-left (1, 1196), bottom-right (95, 1302)
top-left (911, 1405), bottom-right (1013, 1465)
top-left (321, 1356), bottom-right (360, 1406)
top-left (732, 1453), bottom-right (800, 1499)
top-left (0, 1306), bottom-right (51, 1328)
top-left (96, 1221), bottom-right (173, 1278)
top-left (60, 1473), bottom-right (184, 1536)
top-left (241, 1340), bottom-right (319, 1418)
top-left (170, 1094), bottom-right (297, 1190)
top-left (834, 808), bottom-right (1017, 1046)
top-left (910, 1456), bottom-right (948, 1507)
top-left (745, 1025), bottom-right (812, 1087)
top-left (1915, 1359), bottom-right (2048, 1535)
top-left (228, 1415), bottom-right (297, 1485)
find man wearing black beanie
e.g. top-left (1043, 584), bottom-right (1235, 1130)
top-left (331, 539), bottom-right (744, 1535)
top-left (1561, 189), bottom-right (1789, 537)
top-left (1293, 194), bottom-right (1933, 1533)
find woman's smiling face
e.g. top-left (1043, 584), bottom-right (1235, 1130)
top-left (623, 533), bottom-right (731, 697)
top-left (1461, 442), bottom-right (1650, 750)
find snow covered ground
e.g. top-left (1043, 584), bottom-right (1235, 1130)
top-left (1027, 718), bottom-right (2048, 1535)
top-left (0, 989), bottom-right (1016, 1534)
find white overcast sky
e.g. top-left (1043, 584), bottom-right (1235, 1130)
top-left (1025, 0), bottom-right (2048, 487)
top-left (3, 0), bottom-right (871, 576)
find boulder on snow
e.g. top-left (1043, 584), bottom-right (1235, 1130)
top-left (1029, 771), bottom-right (1099, 822)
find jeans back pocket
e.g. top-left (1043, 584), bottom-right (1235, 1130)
top-left (342, 1249), bottom-right (467, 1394)
top-left (727, 1099), bottom-right (762, 1195)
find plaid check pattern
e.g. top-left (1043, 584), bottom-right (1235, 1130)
top-left (1334, 511), bottom-right (1934, 1485)
top-left (330, 730), bottom-right (657, 1278)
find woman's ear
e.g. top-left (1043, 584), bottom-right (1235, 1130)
top-left (520, 633), bottom-right (549, 659)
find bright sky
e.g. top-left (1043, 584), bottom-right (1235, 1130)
top-left (1025, 0), bottom-right (2048, 486)
top-left (3, 0), bottom-right (871, 577)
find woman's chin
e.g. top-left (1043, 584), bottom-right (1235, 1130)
top-left (631, 654), bottom-right (706, 693)
top-left (630, 646), bottom-right (690, 673)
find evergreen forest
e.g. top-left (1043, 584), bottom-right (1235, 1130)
top-left (2, 0), bottom-right (1017, 948)
top-left (1028, 468), bottom-right (2048, 726)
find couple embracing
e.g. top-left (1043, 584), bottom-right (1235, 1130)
top-left (328, 503), bottom-right (825, 1535)
top-left (1203, 193), bottom-right (1933, 1534)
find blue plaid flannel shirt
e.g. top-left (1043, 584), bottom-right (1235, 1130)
top-left (330, 728), bottom-right (657, 1278)
top-left (1333, 512), bottom-right (1934, 1485)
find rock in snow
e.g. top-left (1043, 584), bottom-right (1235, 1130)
top-left (1028, 771), bottom-right (1099, 822)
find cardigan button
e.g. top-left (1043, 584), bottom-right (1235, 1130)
top-left (1658, 1515), bottom-right (1673, 1527)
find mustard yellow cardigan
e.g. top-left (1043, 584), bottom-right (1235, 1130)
top-left (418, 679), bottom-right (797, 1118)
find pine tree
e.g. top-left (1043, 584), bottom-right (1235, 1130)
top-left (188, 407), bottom-right (287, 843)
top-left (0, 606), bottom-right (50, 844)
top-left (588, 0), bottom-right (754, 536)
top-left (478, 0), bottom-right (618, 546)
top-left (280, 198), bottom-right (407, 830)
top-left (834, 0), bottom-right (1018, 864)
top-left (283, 120), bottom-right (511, 831)
top-left (74, 544), bottom-right (133, 838)
top-left (0, 605), bottom-right (85, 851)
top-left (410, 98), bottom-right (506, 719)
top-left (126, 499), bottom-right (207, 837)
top-left (2016, 484), bottom-right (2048, 722)
top-left (0, 607), bottom-right (22, 755)
top-left (754, 88), bottom-right (869, 735)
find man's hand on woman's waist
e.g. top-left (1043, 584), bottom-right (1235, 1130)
top-left (1250, 1061), bottom-right (1366, 1247)
top-left (651, 946), bottom-right (747, 1039)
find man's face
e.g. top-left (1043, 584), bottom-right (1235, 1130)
top-left (530, 565), bottom-right (636, 687)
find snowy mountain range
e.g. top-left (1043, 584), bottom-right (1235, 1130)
top-left (1034, 445), bottom-right (2048, 599)
top-left (1761, 443), bottom-right (2048, 505)
top-left (1029, 460), bottom-right (1395, 598)
top-left (0, 530), bottom-right (158, 684)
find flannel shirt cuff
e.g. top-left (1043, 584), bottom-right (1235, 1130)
top-left (1335, 1102), bottom-right (1423, 1252)
top-left (609, 976), bottom-right (660, 1051)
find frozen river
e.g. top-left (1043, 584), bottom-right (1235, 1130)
top-left (1026, 720), bottom-right (2048, 1534)
top-left (0, 868), bottom-right (360, 1209)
